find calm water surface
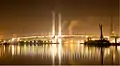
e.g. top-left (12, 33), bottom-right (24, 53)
top-left (0, 39), bottom-right (120, 65)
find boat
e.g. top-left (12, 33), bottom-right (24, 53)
top-left (111, 43), bottom-right (120, 46)
top-left (84, 39), bottom-right (111, 47)
top-left (84, 24), bottom-right (111, 47)
top-left (3, 42), bottom-right (10, 46)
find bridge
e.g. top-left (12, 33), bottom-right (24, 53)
top-left (2, 34), bottom-right (119, 41)
top-left (19, 34), bottom-right (100, 40)
top-left (0, 34), bottom-right (120, 45)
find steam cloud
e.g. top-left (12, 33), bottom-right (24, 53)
top-left (68, 20), bottom-right (78, 35)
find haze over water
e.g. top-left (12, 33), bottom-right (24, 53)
top-left (0, 38), bottom-right (119, 65)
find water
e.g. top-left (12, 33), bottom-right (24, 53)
top-left (0, 39), bottom-right (120, 65)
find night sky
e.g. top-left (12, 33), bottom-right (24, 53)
top-left (0, 0), bottom-right (119, 38)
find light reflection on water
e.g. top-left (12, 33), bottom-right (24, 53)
top-left (0, 39), bottom-right (120, 65)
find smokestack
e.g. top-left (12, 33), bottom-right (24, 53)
top-left (110, 16), bottom-right (114, 36)
top-left (58, 13), bottom-right (62, 36)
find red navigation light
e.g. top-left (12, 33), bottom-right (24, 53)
top-left (58, 36), bottom-right (62, 39)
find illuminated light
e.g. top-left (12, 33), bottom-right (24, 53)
top-left (23, 44), bottom-right (27, 55)
top-left (12, 45), bottom-right (15, 56)
top-left (77, 40), bottom-right (80, 47)
top-left (107, 49), bottom-right (110, 55)
top-left (113, 54), bottom-right (116, 62)
top-left (58, 13), bottom-right (62, 38)
top-left (3, 40), bottom-right (6, 43)
top-left (91, 38), bottom-right (95, 40)
top-left (8, 46), bottom-right (11, 53)
top-left (70, 40), bottom-right (73, 43)
top-left (36, 44), bottom-right (38, 47)
top-left (51, 44), bottom-right (57, 65)
top-left (3, 45), bottom-right (5, 53)
top-left (58, 38), bottom-right (62, 65)
top-left (45, 44), bottom-right (48, 48)
top-left (52, 12), bottom-right (55, 39)
top-left (107, 36), bottom-right (110, 40)
top-left (58, 47), bottom-right (62, 64)
top-left (80, 40), bottom-right (84, 43)
top-left (46, 41), bottom-right (48, 43)
top-left (85, 36), bottom-right (88, 38)
top-left (117, 46), bottom-right (120, 51)
top-left (104, 48), bottom-right (110, 57)
top-left (17, 46), bottom-right (20, 55)
top-left (17, 38), bottom-right (20, 41)
top-left (85, 48), bottom-right (88, 55)
top-left (19, 40), bottom-right (22, 41)
top-left (109, 38), bottom-right (115, 43)
top-left (24, 41), bottom-right (26, 43)
top-left (64, 41), bottom-right (68, 44)
top-left (80, 43), bottom-right (84, 48)
top-left (58, 36), bottom-right (62, 39)
top-left (52, 37), bottom-right (57, 43)
top-left (117, 38), bottom-right (120, 43)
top-left (77, 40), bottom-right (80, 44)
top-left (36, 41), bottom-right (38, 43)
top-left (70, 44), bottom-right (74, 49)
top-left (24, 44), bottom-right (26, 49)
top-left (55, 36), bottom-right (58, 40)
top-left (31, 45), bottom-right (35, 55)
top-left (32, 40), bottom-right (34, 43)
top-left (32, 44), bottom-right (34, 48)
top-left (104, 36), bottom-right (109, 38)
top-left (8, 40), bottom-right (11, 42)
top-left (28, 41), bottom-right (30, 42)
top-left (12, 38), bottom-right (15, 42)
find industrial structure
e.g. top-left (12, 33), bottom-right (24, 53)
top-left (0, 13), bottom-right (120, 45)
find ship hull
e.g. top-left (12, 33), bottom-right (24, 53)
top-left (84, 40), bottom-right (111, 47)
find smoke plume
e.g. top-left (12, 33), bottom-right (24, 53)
top-left (68, 20), bottom-right (78, 35)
